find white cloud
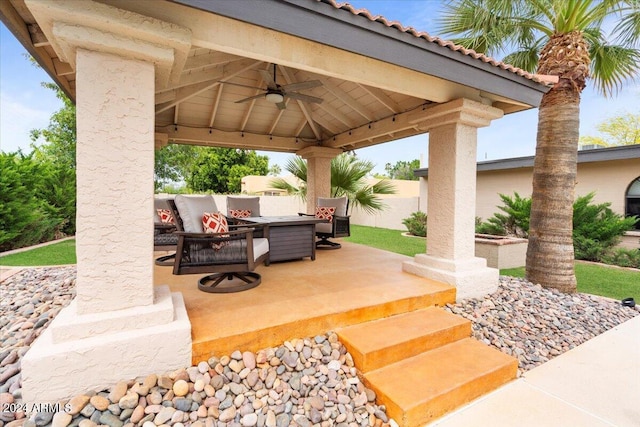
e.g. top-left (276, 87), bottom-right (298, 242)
top-left (0, 92), bottom-right (58, 153)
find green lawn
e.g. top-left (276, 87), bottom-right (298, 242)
top-left (0, 238), bottom-right (76, 266)
top-left (344, 224), bottom-right (426, 257)
top-left (346, 225), bottom-right (639, 301)
top-left (2, 227), bottom-right (638, 301)
top-left (502, 263), bottom-right (639, 301)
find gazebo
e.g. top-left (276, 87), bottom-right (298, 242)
top-left (0, 0), bottom-right (550, 403)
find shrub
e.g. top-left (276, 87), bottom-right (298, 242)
top-left (0, 153), bottom-right (65, 251)
top-left (476, 192), bottom-right (531, 237)
top-left (572, 193), bottom-right (638, 261)
top-left (402, 211), bottom-right (427, 237)
top-left (478, 191), bottom-right (637, 266)
top-left (600, 248), bottom-right (640, 269)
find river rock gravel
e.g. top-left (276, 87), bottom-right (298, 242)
top-left (1, 267), bottom-right (638, 427)
top-left (444, 276), bottom-right (638, 373)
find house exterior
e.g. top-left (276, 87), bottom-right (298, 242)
top-left (1, 0), bottom-right (550, 402)
top-left (416, 144), bottom-right (640, 248)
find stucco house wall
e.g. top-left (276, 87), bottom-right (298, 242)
top-left (418, 146), bottom-right (640, 221)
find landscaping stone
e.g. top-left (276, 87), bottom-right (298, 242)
top-left (1, 267), bottom-right (637, 427)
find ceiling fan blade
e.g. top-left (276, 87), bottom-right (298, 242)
top-left (282, 80), bottom-right (322, 92)
top-left (258, 69), bottom-right (278, 90)
top-left (276, 101), bottom-right (287, 110)
top-left (235, 93), bottom-right (267, 103)
top-left (286, 92), bottom-right (323, 104)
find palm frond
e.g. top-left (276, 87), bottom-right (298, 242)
top-left (438, 0), bottom-right (551, 56)
top-left (612, 9), bottom-right (640, 46)
top-left (283, 156), bottom-right (307, 182)
top-left (502, 45), bottom-right (542, 73)
top-left (589, 43), bottom-right (640, 96)
top-left (371, 179), bottom-right (397, 196)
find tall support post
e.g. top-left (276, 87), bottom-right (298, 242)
top-left (403, 99), bottom-right (504, 301)
top-left (297, 146), bottom-right (342, 214)
top-left (21, 0), bottom-right (192, 403)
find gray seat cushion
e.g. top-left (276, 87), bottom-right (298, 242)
top-left (315, 197), bottom-right (348, 234)
top-left (227, 196), bottom-right (261, 217)
top-left (174, 195), bottom-right (219, 233)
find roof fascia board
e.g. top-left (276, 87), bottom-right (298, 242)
top-left (414, 145), bottom-right (640, 177)
top-left (172, 0), bottom-right (547, 107)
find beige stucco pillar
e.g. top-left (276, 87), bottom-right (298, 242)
top-left (403, 99), bottom-right (504, 301)
top-left (297, 146), bottom-right (342, 214)
top-left (21, 0), bottom-right (192, 404)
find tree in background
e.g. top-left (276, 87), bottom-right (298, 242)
top-left (0, 152), bottom-right (64, 251)
top-left (154, 144), bottom-right (201, 191)
top-left (29, 83), bottom-right (77, 235)
top-left (270, 153), bottom-right (396, 213)
top-left (439, 0), bottom-right (640, 293)
top-left (187, 148), bottom-right (269, 194)
top-left (580, 112), bottom-right (640, 147)
top-left (384, 159), bottom-right (420, 180)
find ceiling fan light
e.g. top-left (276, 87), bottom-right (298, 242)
top-left (265, 92), bottom-right (284, 103)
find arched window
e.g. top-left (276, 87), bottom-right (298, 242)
top-left (626, 177), bottom-right (640, 230)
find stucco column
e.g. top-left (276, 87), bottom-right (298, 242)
top-left (21, 0), bottom-right (192, 404)
top-left (74, 49), bottom-right (155, 313)
top-left (297, 146), bottom-right (342, 214)
top-left (403, 99), bottom-right (503, 301)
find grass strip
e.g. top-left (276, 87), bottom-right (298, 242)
top-left (344, 224), bottom-right (426, 257)
top-left (501, 263), bottom-right (638, 301)
top-left (0, 239), bottom-right (77, 266)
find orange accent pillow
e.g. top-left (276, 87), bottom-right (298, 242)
top-left (229, 209), bottom-right (252, 219)
top-left (156, 209), bottom-right (175, 224)
top-left (202, 212), bottom-right (229, 250)
top-left (315, 206), bottom-right (336, 223)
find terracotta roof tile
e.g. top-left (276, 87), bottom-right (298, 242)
top-left (318, 0), bottom-right (552, 87)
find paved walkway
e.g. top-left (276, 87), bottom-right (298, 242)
top-left (432, 313), bottom-right (640, 427)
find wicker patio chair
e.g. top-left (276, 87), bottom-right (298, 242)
top-left (170, 194), bottom-right (270, 293)
top-left (301, 196), bottom-right (351, 249)
top-left (154, 196), bottom-right (179, 266)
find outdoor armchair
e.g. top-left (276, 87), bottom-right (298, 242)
top-left (301, 196), bottom-right (351, 249)
top-left (154, 196), bottom-right (178, 266)
top-left (170, 194), bottom-right (270, 293)
top-left (226, 196), bottom-right (261, 219)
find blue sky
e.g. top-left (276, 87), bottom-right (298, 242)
top-left (1, 0), bottom-right (638, 175)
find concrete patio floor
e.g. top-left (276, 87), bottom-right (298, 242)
top-left (154, 241), bottom-right (456, 364)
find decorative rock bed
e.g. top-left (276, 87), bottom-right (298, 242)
top-left (1, 267), bottom-right (637, 426)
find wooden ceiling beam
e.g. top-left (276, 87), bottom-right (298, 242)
top-left (156, 59), bottom-right (261, 112)
top-left (360, 84), bottom-right (403, 114)
top-left (323, 105), bottom-right (428, 149)
top-left (159, 124), bottom-right (314, 153)
top-left (279, 66), bottom-right (322, 140)
top-left (208, 83), bottom-right (224, 128)
top-left (240, 63), bottom-right (271, 131)
top-left (156, 80), bottom-right (219, 113)
top-left (184, 51), bottom-right (239, 71)
top-left (161, 58), bottom-right (259, 91)
top-left (314, 102), bottom-right (358, 130)
top-left (318, 76), bottom-right (374, 122)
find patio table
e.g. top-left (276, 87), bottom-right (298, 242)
top-left (244, 216), bottom-right (327, 262)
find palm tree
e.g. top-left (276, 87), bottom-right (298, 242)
top-left (270, 153), bottom-right (396, 213)
top-left (438, 0), bottom-right (640, 293)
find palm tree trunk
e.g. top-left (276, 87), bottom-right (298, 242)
top-left (526, 31), bottom-right (589, 293)
top-left (526, 88), bottom-right (579, 293)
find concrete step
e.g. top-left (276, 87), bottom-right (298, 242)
top-left (337, 308), bottom-right (471, 372)
top-left (364, 338), bottom-right (518, 427)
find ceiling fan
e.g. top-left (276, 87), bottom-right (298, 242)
top-left (232, 64), bottom-right (323, 110)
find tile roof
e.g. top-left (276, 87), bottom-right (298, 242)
top-left (319, 0), bottom-right (554, 87)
